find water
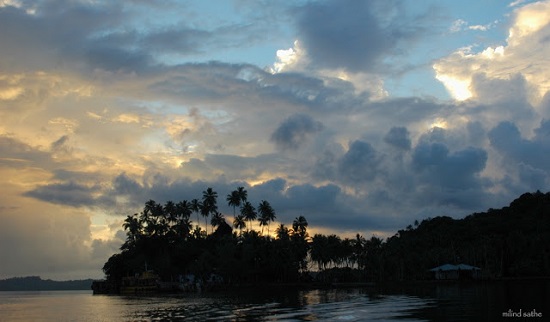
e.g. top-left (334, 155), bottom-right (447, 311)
top-left (0, 280), bottom-right (548, 321)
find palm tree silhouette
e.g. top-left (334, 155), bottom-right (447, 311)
top-left (276, 223), bottom-right (289, 241)
top-left (122, 213), bottom-right (141, 248)
top-left (236, 186), bottom-right (248, 204)
top-left (163, 200), bottom-right (177, 225)
top-left (258, 200), bottom-right (276, 236)
top-left (240, 201), bottom-right (256, 232)
top-left (190, 198), bottom-right (201, 231)
top-left (233, 215), bottom-right (246, 236)
top-left (210, 211), bottom-right (225, 231)
top-left (226, 190), bottom-right (241, 217)
top-left (292, 216), bottom-right (308, 238)
top-left (201, 187), bottom-right (218, 234)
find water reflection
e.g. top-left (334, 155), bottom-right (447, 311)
top-left (1, 280), bottom-right (547, 321)
top-left (380, 279), bottom-right (549, 322)
top-left (123, 288), bottom-right (432, 321)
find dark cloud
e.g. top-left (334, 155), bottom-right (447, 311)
top-left (271, 114), bottom-right (324, 150)
top-left (488, 120), bottom-right (550, 173)
top-left (384, 126), bottom-right (411, 150)
top-left (83, 45), bottom-right (153, 72)
top-left (0, 136), bottom-right (52, 168)
top-left (25, 182), bottom-right (100, 208)
top-left (518, 163), bottom-right (547, 191)
top-left (0, 2), bottom-right (126, 72)
top-left (142, 27), bottom-right (212, 54)
top-left (412, 142), bottom-right (487, 190)
top-left (113, 172), bottom-right (145, 197)
top-left (0, 1), bottom-right (227, 73)
top-left (338, 140), bottom-right (382, 183)
top-left (295, 0), bottom-right (422, 72)
top-left (311, 142), bottom-right (345, 181)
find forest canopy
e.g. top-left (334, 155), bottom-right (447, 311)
top-left (102, 189), bottom-right (550, 286)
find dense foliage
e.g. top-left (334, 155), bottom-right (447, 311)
top-left (103, 190), bottom-right (550, 285)
top-left (374, 191), bottom-right (550, 281)
top-left (103, 187), bottom-right (311, 285)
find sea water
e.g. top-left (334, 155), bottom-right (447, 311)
top-left (0, 280), bottom-right (547, 321)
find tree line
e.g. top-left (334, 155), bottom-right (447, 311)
top-left (102, 189), bottom-right (550, 287)
top-left (103, 187), bottom-right (312, 285)
top-left (369, 191), bottom-right (550, 281)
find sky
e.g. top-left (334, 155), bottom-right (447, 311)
top-left (1, 0), bottom-right (549, 280)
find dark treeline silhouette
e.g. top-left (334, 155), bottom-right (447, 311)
top-left (372, 191), bottom-right (550, 281)
top-left (0, 276), bottom-right (94, 291)
top-left (102, 189), bottom-right (550, 289)
top-left (103, 187), bottom-right (311, 288)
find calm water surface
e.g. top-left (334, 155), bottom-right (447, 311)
top-left (0, 280), bottom-right (548, 321)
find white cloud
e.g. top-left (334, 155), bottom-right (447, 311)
top-left (434, 0), bottom-right (550, 106)
top-left (270, 40), bottom-right (307, 74)
top-left (450, 19), bottom-right (468, 32)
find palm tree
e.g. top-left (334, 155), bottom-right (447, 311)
top-left (210, 211), bottom-right (225, 231)
top-left (164, 200), bottom-right (177, 225)
top-left (174, 200), bottom-right (192, 238)
top-left (276, 223), bottom-right (290, 241)
top-left (226, 190), bottom-right (241, 217)
top-left (190, 198), bottom-right (202, 229)
top-left (258, 200), bottom-right (276, 236)
top-left (291, 216), bottom-right (309, 273)
top-left (201, 187), bottom-right (218, 234)
top-left (233, 215), bottom-right (246, 235)
top-left (142, 199), bottom-right (165, 236)
top-left (240, 201), bottom-right (256, 232)
top-left (122, 213), bottom-right (141, 248)
top-left (236, 186), bottom-right (248, 204)
top-left (176, 200), bottom-right (192, 220)
top-left (174, 216), bottom-right (192, 239)
top-left (141, 199), bottom-right (156, 232)
top-left (292, 216), bottom-right (308, 239)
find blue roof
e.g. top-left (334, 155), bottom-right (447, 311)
top-left (429, 263), bottom-right (480, 271)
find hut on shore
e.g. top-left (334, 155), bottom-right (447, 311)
top-left (429, 264), bottom-right (481, 280)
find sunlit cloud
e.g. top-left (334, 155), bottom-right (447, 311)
top-left (434, 1), bottom-right (550, 106)
top-left (434, 72), bottom-right (473, 101)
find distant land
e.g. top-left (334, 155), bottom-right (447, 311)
top-left (0, 276), bottom-right (94, 291)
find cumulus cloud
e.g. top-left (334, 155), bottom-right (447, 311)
top-left (270, 113), bottom-right (324, 150)
top-left (339, 140), bottom-right (382, 183)
top-left (294, 0), bottom-right (421, 73)
top-left (384, 127), bottom-right (411, 150)
top-left (412, 143), bottom-right (488, 189)
top-left (434, 0), bottom-right (550, 105)
top-left (488, 120), bottom-right (550, 174)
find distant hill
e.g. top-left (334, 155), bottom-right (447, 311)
top-left (0, 276), bottom-right (94, 291)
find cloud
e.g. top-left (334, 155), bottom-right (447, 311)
top-left (449, 18), bottom-right (497, 32)
top-left (434, 0), bottom-right (550, 105)
top-left (488, 120), bottom-right (550, 174)
top-left (25, 182), bottom-right (101, 208)
top-left (384, 127), bottom-right (411, 150)
top-left (412, 143), bottom-right (488, 189)
top-left (271, 114), bottom-right (324, 150)
top-left (294, 0), bottom-right (421, 73)
top-left (338, 140), bottom-right (382, 183)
